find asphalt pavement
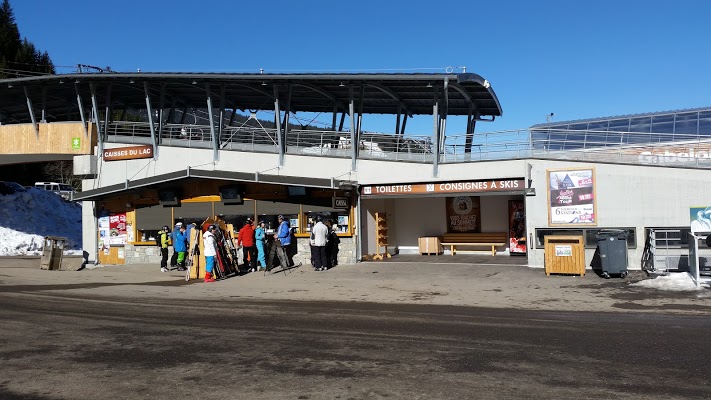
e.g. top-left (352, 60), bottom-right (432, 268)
top-left (1, 256), bottom-right (710, 315)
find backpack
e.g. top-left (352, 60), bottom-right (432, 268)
top-left (155, 231), bottom-right (164, 247)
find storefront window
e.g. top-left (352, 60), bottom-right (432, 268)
top-left (535, 228), bottom-right (636, 249)
top-left (135, 204), bottom-right (172, 242)
top-left (255, 201), bottom-right (300, 234)
top-left (303, 204), bottom-right (350, 234)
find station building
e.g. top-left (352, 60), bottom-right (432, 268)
top-left (0, 72), bottom-right (709, 273)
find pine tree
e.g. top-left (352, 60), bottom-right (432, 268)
top-left (0, 0), bottom-right (54, 78)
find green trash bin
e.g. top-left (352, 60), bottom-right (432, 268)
top-left (40, 236), bottom-right (67, 271)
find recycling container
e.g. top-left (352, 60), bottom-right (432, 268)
top-left (544, 235), bottom-right (585, 276)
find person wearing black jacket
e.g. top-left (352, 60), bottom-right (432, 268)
top-left (325, 219), bottom-right (340, 268)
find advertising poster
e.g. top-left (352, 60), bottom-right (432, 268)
top-left (690, 206), bottom-right (711, 233)
top-left (508, 200), bottom-right (527, 255)
top-left (109, 213), bottom-right (128, 246)
top-left (548, 168), bottom-right (597, 226)
top-left (446, 196), bottom-right (481, 233)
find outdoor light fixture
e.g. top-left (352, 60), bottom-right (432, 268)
top-left (426, 82), bottom-right (433, 88)
top-left (7, 84), bottom-right (12, 88)
top-left (58, 80), bottom-right (64, 84)
top-left (129, 79), bottom-right (135, 84)
top-left (261, 81), bottom-right (267, 86)
top-left (339, 82), bottom-right (345, 87)
top-left (191, 80), bottom-right (197, 85)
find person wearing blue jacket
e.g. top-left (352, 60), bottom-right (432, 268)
top-left (275, 215), bottom-right (291, 269)
top-left (169, 222), bottom-right (183, 268)
top-left (173, 224), bottom-right (189, 271)
top-left (255, 221), bottom-right (267, 271)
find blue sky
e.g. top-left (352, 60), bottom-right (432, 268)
top-left (10, 0), bottom-right (711, 135)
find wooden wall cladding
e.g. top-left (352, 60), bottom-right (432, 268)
top-left (0, 122), bottom-right (96, 155)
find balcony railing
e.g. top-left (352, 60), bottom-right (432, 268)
top-left (103, 122), bottom-right (711, 169)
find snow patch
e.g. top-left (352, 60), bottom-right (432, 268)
top-left (631, 272), bottom-right (707, 291)
top-left (0, 186), bottom-right (82, 256)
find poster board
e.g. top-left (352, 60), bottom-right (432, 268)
top-left (690, 206), bottom-right (711, 233)
top-left (446, 196), bottom-right (481, 233)
top-left (108, 213), bottom-right (127, 245)
top-left (547, 168), bottom-right (597, 226)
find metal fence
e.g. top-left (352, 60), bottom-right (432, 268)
top-left (103, 122), bottom-right (711, 168)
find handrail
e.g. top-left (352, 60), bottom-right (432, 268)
top-left (102, 121), bottom-right (711, 168)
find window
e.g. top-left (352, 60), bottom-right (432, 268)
top-left (535, 227), bottom-right (636, 249)
top-left (673, 112), bottom-right (699, 136)
top-left (303, 204), bottom-right (351, 235)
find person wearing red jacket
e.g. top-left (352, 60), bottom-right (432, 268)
top-left (237, 218), bottom-right (257, 272)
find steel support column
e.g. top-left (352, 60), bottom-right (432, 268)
top-left (75, 83), bottom-right (88, 137)
top-left (89, 83), bottom-right (104, 156)
top-left (356, 84), bottom-right (364, 141)
top-left (41, 86), bottom-right (47, 123)
top-left (440, 77), bottom-right (449, 150)
top-left (158, 83), bottom-right (165, 143)
top-left (282, 84), bottom-right (292, 151)
top-left (219, 84), bottom-right (226, 141)
top-left (144, 82), bottom-right (157, 153)
top-left (273, 85), bottom-right (285, 167)
top-left (395, 104), bottom-right (401, 138)
top-left (400, 114), bottom-right (408, 136)
top-left (103, 83), bottom-right (112, 143)
top-left (332, 104), bottom-right (338, 131)
top-left (206, 84), bottom-right (219, 161)
top-left (23, 86), bottom-right (38, 137)
top-left (432, 86), bottom-right (440, 178)
top-left (349, 86), bottom-right (357, 171)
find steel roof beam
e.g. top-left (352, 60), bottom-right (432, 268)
top-left (23, 86), bottom-right (38, 137)
top-left (364, 82), bottom-right (412, 117)
top-left (75, 83), bottom-right (88, 137)
top-left (143, 82), bottom-right (157, 153)
top-left (205, 83), bottom-right (219, 162)
top-left (293, 82), bottom-right (346, 111)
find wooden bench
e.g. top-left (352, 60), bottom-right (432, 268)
top-left (441, 232), bottom-right (508, 256)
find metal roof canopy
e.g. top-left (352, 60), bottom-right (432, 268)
top-left (72, 168), bottom-right (348, 201)
top-left (0, 72), bottom-right (502, 123)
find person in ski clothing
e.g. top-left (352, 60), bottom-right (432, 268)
top-left (203, 225), bottom-right (217, 282)
top-left (254, 220), bottom-right (267, 271)
top-left (311, 216), bottom-right (329, 271)
top-left (275, 215), bottom-right (291, 268)
top-left (237, 218), bottom-right (257, 272)
top-left (325, 219), bottom-right (340, 268)
top-left (158, 225), bottom-right (171, 272)
top-left (169, 222), bottom-right (183, 268)
top-left (173, 224), bottom-right (189, 271)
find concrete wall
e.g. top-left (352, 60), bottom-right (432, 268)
top-left (82, 142), bottom-right (711, 270)
top-left (525, 160), bottom-right (711, 269)
top-left (89, 144), bottom-right (527, 189)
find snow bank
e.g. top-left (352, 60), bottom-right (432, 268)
top-left (0, 186), bottom-right (82, 256)
top-left (631, 272), bottom-right (706, 291)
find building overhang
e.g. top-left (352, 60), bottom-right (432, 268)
top-left (73, 168), bottom-right (345, 201)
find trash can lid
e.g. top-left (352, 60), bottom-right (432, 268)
top-left (596, 229), bottom-right (628, 239)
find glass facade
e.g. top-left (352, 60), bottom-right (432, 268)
top-left (530, 107), bottom-right (711, 150)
